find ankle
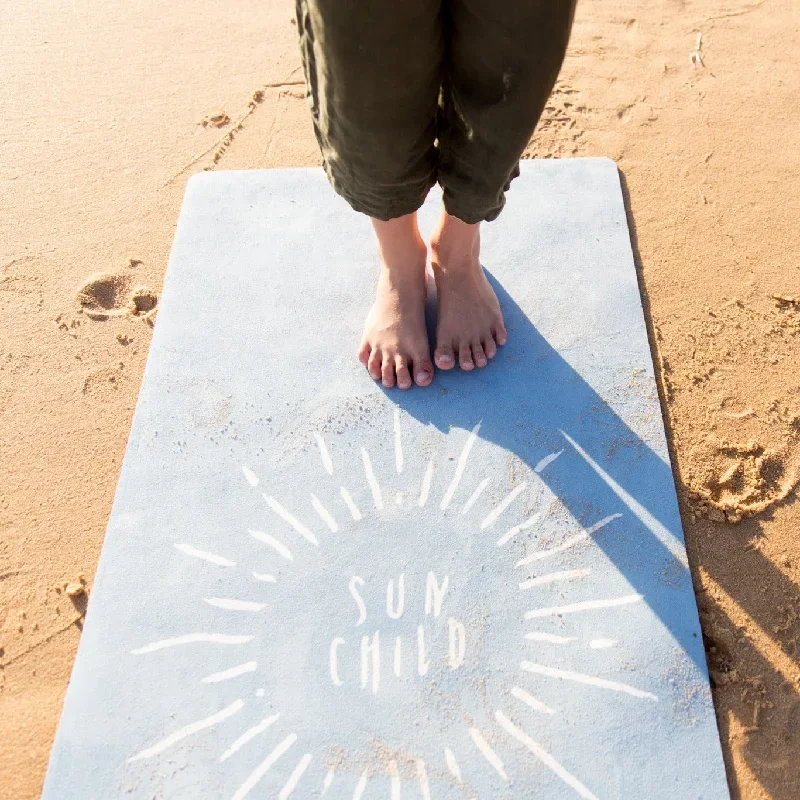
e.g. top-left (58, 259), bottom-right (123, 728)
top-left (372, 213), bottom-right (427, 278)
top-left (430, 213), bottom-right (480, 274)
top-left (377, 257), bottom-right (427, 293)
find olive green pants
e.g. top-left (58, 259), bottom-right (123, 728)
top-left (294, 0), bottom-right (577, 223)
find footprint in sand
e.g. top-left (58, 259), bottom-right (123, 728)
top-left (76, 273), bottom-right (157, 321)
top-left (128, 286), bottom-right (157, 316)
top-left (688, 438), bottom-right (799, 522)
top-left (82, 364), bottom-right (127, 402)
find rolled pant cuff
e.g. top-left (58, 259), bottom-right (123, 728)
top-left (441, 194), bottom-right (505, 225)
top-left (323, 161), bottom-right (437, 222)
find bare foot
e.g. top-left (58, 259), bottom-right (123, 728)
top-left (357, 214), bottom-right (434, 389)
top-left (430, 213), bottom-right (507, 371)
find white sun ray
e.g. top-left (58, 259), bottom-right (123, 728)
top-left (174, 543), bottom-right (236, 567)
top-left (249, 529), bottom-right (293, 561)
top-left (361, 448), bottom-right (384, 509)
top-left (128, 699), bottom-right (244, 762)
top-left (560, 430), bottom-right (689, 567)
top-left (495, 711), bottom-right (598, 800)
top-left (521, 661), bottom-right (658, 701)
top-left (496, 512), bottom-right (540, 547)
top-left (131, 633), bottom-right (254, 655)
top-left (590, 638), bottom-right (618, 649)
top-left (583, 513), bottom-right (624, 537)
top-left (511, 685), bottom-right (555, 714)
top-left (417, 760), bottom-right (432, 800)
top-left (524, 632), bottom-right (576, 644)
top-left (252, 572), bottom-right (276, 583)
top-left (279, 753), bottom-right (313, 799)
top-left (220, 713), bottom-right (281, 762)
top-left (242, 465), bottom-right (260, 487)
top-left (469, 727), bottom-right (509, 781)
top-left (389, 759), bottom-right (400, 799)
top-left (231, 732), bottom-right (297, 800)
top-left (353, 770), bottom-right (369, 799)
top-left (534, 450), bottom-right (564, 473)
top-left (393, 636), bottom-right (402, 676)
top-left (314, 433), bottom-right (334, 475)
top-left (524, 593), bottom-right (643, 619)
top-left (394, 408), bottom-right (404, 473)
top-left (339, 486), bottom-right (363, 520)
top-left (444, 747), bottom-right (462, 782)
top-left (321, 768), bottom-right (335, 795)
top-left (515, 513), bottom-right (622, 567)
top-left (418, 459), bottom-right (434, 506)
top-left (311, 493), bottom-right (339, 532)
top-left (441, 423), bottom-right (481, 510)
top-left (519, 568), bottom-right (592, 590)
top-left (201, 661), bottom-right (257, 683)
top-left (480, 482), bottom-right (527, 529)
top-left (462, 477), bottom-right (489, 514)
top-left (204, 597), bottom-right (266, 612)
top-left (263, 495), bottom-right (319, 546)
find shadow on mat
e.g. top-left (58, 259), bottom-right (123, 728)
top-left (379, 269), bottom-right (709, 675)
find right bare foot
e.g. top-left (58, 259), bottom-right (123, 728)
top-left (357, 214), bottom-right (434, 390)
top-left (430, 213), bottom-right (507, 371)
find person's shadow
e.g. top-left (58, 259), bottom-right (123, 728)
top-left (367, 174), bottom-right (800, 797)
top-left (378, 268), bottom-right (709, 677)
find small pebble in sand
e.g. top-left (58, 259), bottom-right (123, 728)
top-left (65, 576), bottom-right (87, 597)
top-left (201, 111), bottom-right (230, 128)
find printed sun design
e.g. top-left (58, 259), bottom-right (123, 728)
top-left (128, 409), bottom-right (656, 799)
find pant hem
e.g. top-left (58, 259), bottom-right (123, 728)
top-left (324, 162), bottom-right (437, 221)
top-left (441, 197), bottom-right (504, 225)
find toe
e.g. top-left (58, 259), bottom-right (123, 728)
top-left (471, 340), bottom-right (487, 368)
top-left (459, 342), bottom-right (474, 371)
top-left (395, 355), bottom-right (412, 390)
top-left (381, 355), bottom-right (396, 388)
top-left (434, 343), bottom-right (456, 371)
top-left (493, 322), bottom-right (508, 346)
top-left (357, 341), bottom-right (371, 366)
top-left (412, 356), bottom-right (434, 387)
top-left (483, 336), bottom-right (497, 360)
top-left (367, 349), bottom-right (382, 381)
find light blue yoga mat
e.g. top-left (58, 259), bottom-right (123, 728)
top-left (43, 159), bottom-right (730, 799)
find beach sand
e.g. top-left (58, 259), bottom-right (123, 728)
top-left (1, 1), bottom-right (798, 797)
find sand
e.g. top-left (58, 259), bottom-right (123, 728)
top-left (1, 0), bottom-right (798, 797)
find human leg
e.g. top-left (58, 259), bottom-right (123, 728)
top-left (432, 0), bottom-right (577, 370)
top-left (295, 0), bottom-right (443, 386)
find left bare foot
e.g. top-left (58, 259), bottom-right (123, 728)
top-left (357, 213), bottom-right (434, 389)
top-left (429, 213), bottom-right (507, 371)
